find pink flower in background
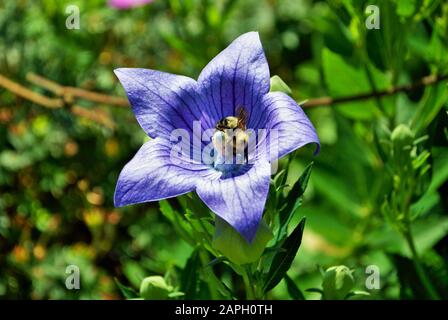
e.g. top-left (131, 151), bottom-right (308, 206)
top-left (109, 0), bottom-right (154, 9)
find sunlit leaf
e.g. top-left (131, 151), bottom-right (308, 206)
top-left (264, 218), bottom-right (306, 293)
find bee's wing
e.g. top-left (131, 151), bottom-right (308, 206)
top-left (236, 107), bottom-right (248, 129)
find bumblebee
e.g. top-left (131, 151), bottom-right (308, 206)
top-left (213, 107), bottom-right (249, 164)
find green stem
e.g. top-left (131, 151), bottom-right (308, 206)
top-left (403, 229), bottom-right (441, 300)
top-left (241, 266), bottom-right (256, 300)
top-left (197, 217), bottom-right (213, 245)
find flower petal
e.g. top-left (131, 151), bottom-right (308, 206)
top-left (114, 68), bottom-right (212, 138)
top-left (115, 138), bottom-right (220, 207)
top-left (198, 32), bottom-right (270, 123)
top-left (196, 161), bottom-right (271, 242)
top-left (251, 92), bottom-right (320, 160)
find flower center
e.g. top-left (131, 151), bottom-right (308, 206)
top-left (212, 107), bottom-right (250, 175)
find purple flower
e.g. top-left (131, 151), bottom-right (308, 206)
top-left (114, 32), bottom-right (319, 242)
top-left (108, 0), bottom-right (153, 9)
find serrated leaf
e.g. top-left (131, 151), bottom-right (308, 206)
top-left (284, 274), bottom-right (305, 300)
top-left (263, 218), bottom-right (306, 293)
top-left (114, 278), bottom-right (139, 299)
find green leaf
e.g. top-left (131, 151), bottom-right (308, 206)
top-left (270, 75), bottom-right (292, 95)
top-left (427, 147), bottom-right (448, 193)
top-left (185, 211), bottom-right (214, 236)
top-left (159, 200), bottom-right (194, 243)
top-left (322, 48), bottom-right (389, 119)
top-left (272, 168), bottom-right (287, 190)
top-left (201, 266), bottom-right (235, 299)
top-left (178, 193), bottom-right (211, 218)
top-left (366, 0), bottom-right (407, 73)
top-left (263, 217), bottom-right (306, 293)
top-left (411, 84), bottom-right (448, 135)
top-left (345, 290), bottom-right (371, 299)
top-left (180, 249), bottom-right (201, 299)
top-left (396, 0), bottom-right (416, 17)
top-left (421, 250), bottom-right (448, 299)
top-left (168, 291), bottom-right (186, 298)
top-left (275, 156), bottom-right (294, 195)
top-left (122, 261), bottom-right (147, 289)
top-left (284, 274), bottom-right (305, 300)
top-left (390, 254), bottom-right (428, 299)
top-left (389, 253), bottom-right (447, 299)
top-left (277, 163), bottom-right (313, 241)
top-left (305, 288), bottom-right (324, 295)
top-left (311, 167), bottom-right (364, 218)
top-left (299, 205), bottom-right (354, 247)
top-left (365, 216), bottom-right (448, 257)
top-left (312, 12), bottom-right (353, 56)
top-left (114, 278), bottom-right (139, 299)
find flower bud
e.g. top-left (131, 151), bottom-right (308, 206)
top-left (391, 124), bottom-right (414, 167)
top-left (140, 276), bottom-right (172, 300)
top-left (322, 265), bottom-right (354, 300)
top-left (391, 124), bottom-right (414, 147)
top-left (212, 217), bottom-right (272, 265)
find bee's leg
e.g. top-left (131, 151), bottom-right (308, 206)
top-left (244, 145), bottom-right (249, 164)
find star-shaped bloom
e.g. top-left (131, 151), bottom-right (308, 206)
top-left (114, 32), bottom-right (319, 242)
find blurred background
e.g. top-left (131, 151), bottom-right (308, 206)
top-left (0, 0), bottom-right (447, 299)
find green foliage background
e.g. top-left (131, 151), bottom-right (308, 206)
top-left (0, 0), bottom-right (447, 299)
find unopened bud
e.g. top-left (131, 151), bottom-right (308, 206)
top-left (322, 265), bottom-right (354, 300)
top-left (391, 124), bottom-right (414, 146)
top-left (212, 217), bottom-right (272, 265)
top-left (140, 276), bottom-right (172, 300)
